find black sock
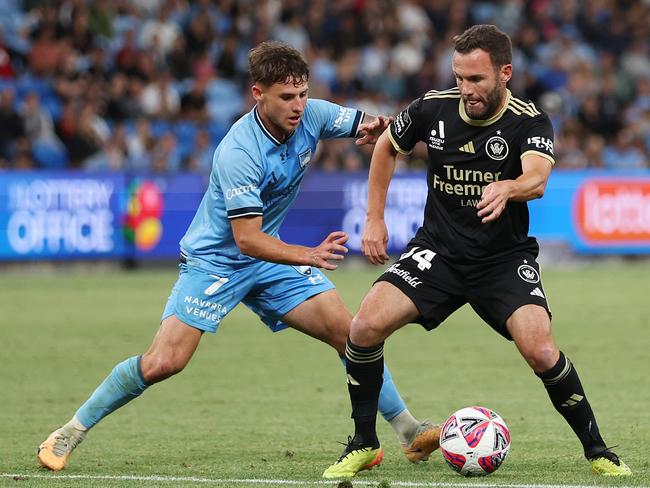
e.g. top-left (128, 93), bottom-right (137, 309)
top-left (537, 351), bottom-right (606, 457)
top-left (345, 338), bottom-right (383, 447)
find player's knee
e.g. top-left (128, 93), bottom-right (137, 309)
top-left (523, 344), bottom-right (559, 373)
top-left (349, 313), bottom-right (387, 347)
top-left (141, 353), bottom-right (187, 383)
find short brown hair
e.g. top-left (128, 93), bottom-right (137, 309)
top-left (453, 24), bottom-right (512, 68)
top-left (248, 41), bottom-right (309, 86)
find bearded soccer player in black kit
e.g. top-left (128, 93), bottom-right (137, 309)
top-left (323, 24), bottom-right (632, 479)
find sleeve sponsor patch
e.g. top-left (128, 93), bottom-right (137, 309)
top-left (526, 136), bottom-right (554, 155)
top-left (392, 109), bottom-right (412, 138)
top-left (333, 106), bottom-right (355, 130)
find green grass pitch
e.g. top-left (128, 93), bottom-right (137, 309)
top-left (1, 261), bottom-right (648, 487)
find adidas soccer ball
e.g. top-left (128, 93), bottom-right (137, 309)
top-left (439, 406), bottom-right (511, 476)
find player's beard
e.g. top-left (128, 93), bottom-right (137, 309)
top-left (463, 85), bottom-right (504, 120)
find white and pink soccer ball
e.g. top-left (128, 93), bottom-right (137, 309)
top-left (440, 406), bottom-right (511, 476)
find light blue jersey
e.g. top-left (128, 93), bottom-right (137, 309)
top-left (164, 99), bottom-right (363, 334)
top-left (180, 99), bottom-right (363, 272)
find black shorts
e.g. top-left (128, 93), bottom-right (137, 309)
top-left (375, 243), bottom-right (552, 339)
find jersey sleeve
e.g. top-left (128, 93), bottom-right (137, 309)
top-left (304, 98), bottom-right (364, 139)
top-left (519, 114), bottom-right (555, 165)
top-left (387, 98), bottom-right (424, 155)
top-left (214, 147), bottom-right (264, 219)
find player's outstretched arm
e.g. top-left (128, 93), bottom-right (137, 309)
top-left (362, 130), bottom-right (398, 265)
top-left (355, 114), bottom-right (392, 146)
top-left (231, 216), bottom-right (348, 270)
top-left (476, 154), bottom-right (552, 223)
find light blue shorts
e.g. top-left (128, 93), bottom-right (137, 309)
top-left (162, 261), bottom-right (335, 333)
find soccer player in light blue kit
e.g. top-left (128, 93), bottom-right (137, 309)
top-left (38, 41), bottom-right (440, 472)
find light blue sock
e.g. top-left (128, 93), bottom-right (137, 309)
top-left (378, 362), bottom-right (407, 421)
top-left (75, 356), bottom-right (149, 429)
top-left (340, 357), bottom-right (406, 422)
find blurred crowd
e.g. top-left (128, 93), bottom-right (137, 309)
top-left (0, 0), bottom-right (649, 175)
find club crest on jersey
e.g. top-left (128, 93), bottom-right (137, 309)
top-left (299, 148), bottom-right (312, 169)
top-left (393, 109), bottom-right (412, 138)
top-left (517, 264), bottom-right (540, 283)
top-left (486, 135), bottom-right (509, 161)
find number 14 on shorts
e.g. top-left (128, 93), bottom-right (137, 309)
top-left (400, 247), bottom-right (437, 271)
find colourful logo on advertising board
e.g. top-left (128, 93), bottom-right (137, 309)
top-left (574, 179), bottom-right (650, 244)
top-left (124, 180), bottom-right (164, 251)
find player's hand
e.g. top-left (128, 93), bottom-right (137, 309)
top-left (308, 231), bottom-right (349, 270)
top-left (361, 218), bottom-right (389, 265)
top-left (477, 181), bottom-right (513, 223)
top-left (355, 115), bottom-right (393, 145)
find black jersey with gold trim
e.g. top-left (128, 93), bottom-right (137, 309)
top-left (388, 87), bottom-right (555, 263)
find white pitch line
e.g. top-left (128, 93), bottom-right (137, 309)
top-left (1, 474), bottom-right (646, 488)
